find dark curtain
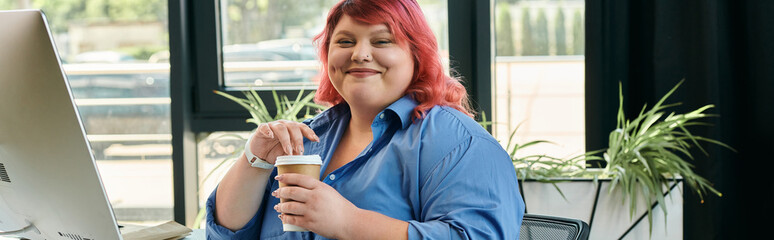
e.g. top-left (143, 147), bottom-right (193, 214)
top-left (586, 0), bottom-right (774, 239)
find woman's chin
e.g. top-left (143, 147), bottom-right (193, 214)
top-left (343, 91), bottom-right (379, 105)
top-left (342, 91), bottom-right (395, 110)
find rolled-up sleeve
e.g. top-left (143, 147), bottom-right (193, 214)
top-left (205, 183), bottom-right (270, 239)
top-left (407, 136), bottom-right (525, 240)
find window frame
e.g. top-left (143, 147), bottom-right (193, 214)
top-left (189, 0), bottom-right (302, 132)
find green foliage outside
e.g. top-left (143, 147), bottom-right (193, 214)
top-left (0, 0), bottom-right (167, 34)
top-left (555, 9), bottom-right (567, 55)
top-left (496, 2), bottom-right (516, 56)
top-left (533, 9), bottom-right (549, 55)
top-left (494, 1), bottom-right (584, 56)
top-left (117, 45), bottom-right (168, 61)
top-left (221, 0), bottom-right (444, 45)
top-left (573, 10), bottom-right (584, 55)
top-left (221, 0), bottom-right (338, 45)
top-left (0, 1), bottom-right (14, 9)
top-left (520, 8), bottom-right (534, 56)
top-left (2, 0), bottom-right (169, 60)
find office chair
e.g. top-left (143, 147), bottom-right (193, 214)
top-left (519, 213), bottom-right (590, 240)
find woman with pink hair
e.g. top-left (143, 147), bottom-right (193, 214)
top-left (207, 0), bottom-right (525, 239)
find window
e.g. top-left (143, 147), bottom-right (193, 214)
top-left (218, 0), bottom-right (449, 90)
top-left (2, 0), bottom-right (172, 223)
top-left (493, 0), bottom-right (586, 159)
top-left (219, 0), bottom-right (334, 89)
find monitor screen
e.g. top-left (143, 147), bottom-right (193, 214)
top-left (0, 10), bottom-right (123, 239)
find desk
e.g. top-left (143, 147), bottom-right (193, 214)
top-left (0, 229), bottom-right (205, 240)
top-left (183, 229), bottom-right (205, 240)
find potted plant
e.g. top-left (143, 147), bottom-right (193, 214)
top-left (511, 80), bottom-right (733, 239)
top-left (191, 89), bottom-right (327, 228)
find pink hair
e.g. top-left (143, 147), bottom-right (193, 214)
top-left (313, 0), bottom-right (474, 120)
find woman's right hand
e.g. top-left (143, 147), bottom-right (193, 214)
top-left (248, 120), bottom-right (320, 164)
top-left (215, 120), bottom-right (319, 230)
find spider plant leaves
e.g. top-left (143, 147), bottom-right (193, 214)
top-left (603, 79), bottom-right (732, 235)
top-left (283, 90), bottom-right (317, 120)
top-left (214, 88), bottom-right (327, 125)
top-left (513, 79), bottom-right (732, 237)
top-left (213, 90), bottom-right (259, 120)
top-left (245, 90), bottom-right (271, 123)
top-left (477, 111), bottom-right (494, 130)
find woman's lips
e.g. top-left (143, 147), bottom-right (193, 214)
top-left (346, 68), bottom-right (380, 78)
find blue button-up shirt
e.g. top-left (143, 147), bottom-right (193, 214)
top-left (206, 95), bottom-right (525, 239)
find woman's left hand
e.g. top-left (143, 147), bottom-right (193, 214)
top-left (272, 173), bottom-right (359, 239)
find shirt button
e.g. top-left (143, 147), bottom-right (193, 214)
top-left (379, 113), bottom-right (385, 119)
top-left (329, 174), bottom-right (336, 181)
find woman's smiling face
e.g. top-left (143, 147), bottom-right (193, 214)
top-left (327, 14), bottom-right (414, 111)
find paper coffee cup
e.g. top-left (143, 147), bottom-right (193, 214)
top-left (275, 155), bottom-right (322, 232)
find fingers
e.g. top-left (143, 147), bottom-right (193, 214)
top-left (301, 126), bottom-right (320, 142)
top-left (286, 124), bottom-right (305, 155)
top-left (256, 123), bottom-right (274, 139)
top-left (266, 120), bottom-right (319, 155)
top-left (268, 122), bottom-right (293, 154)
top-left (274, 199), bottom-right (308, 216)
top-left (275, 173), bottom-right (321, 190)
top-left (272, 177), bottom-right (318, 218)
top-left (278, 213), bottom-right (307, 227)
top-left (272, 186), bottom-right (311, 203)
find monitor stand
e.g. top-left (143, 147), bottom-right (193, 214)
top-left (0, 220), bottom-right (39, 239)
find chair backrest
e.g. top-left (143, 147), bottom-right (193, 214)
top-left (519, 213), bottom-right (590, 240)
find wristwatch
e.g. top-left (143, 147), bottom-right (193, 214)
top-left (244, 131), bottom-right (274, 169)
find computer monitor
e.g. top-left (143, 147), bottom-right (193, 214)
top-left (0, 10), bottom-right (123, 239)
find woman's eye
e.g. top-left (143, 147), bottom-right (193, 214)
top-left (336, 39), bottom-right (355, 48)
top-left (374, 40), bottom-right (392, 45)
top-left (337, 40), bottom-right (354, 46)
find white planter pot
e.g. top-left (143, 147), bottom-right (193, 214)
top-left (521, 179), bottom-right (683, 240)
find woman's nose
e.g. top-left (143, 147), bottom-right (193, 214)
top-left (351, 44), bottom-right (372, 63)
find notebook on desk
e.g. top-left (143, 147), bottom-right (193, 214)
top-left (0, 9), bottom-right (191, 240)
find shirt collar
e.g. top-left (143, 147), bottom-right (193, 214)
top-left (307, 95), bottom-right (417, 130)
top-left (383, 95), bottom-right (417, 130)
